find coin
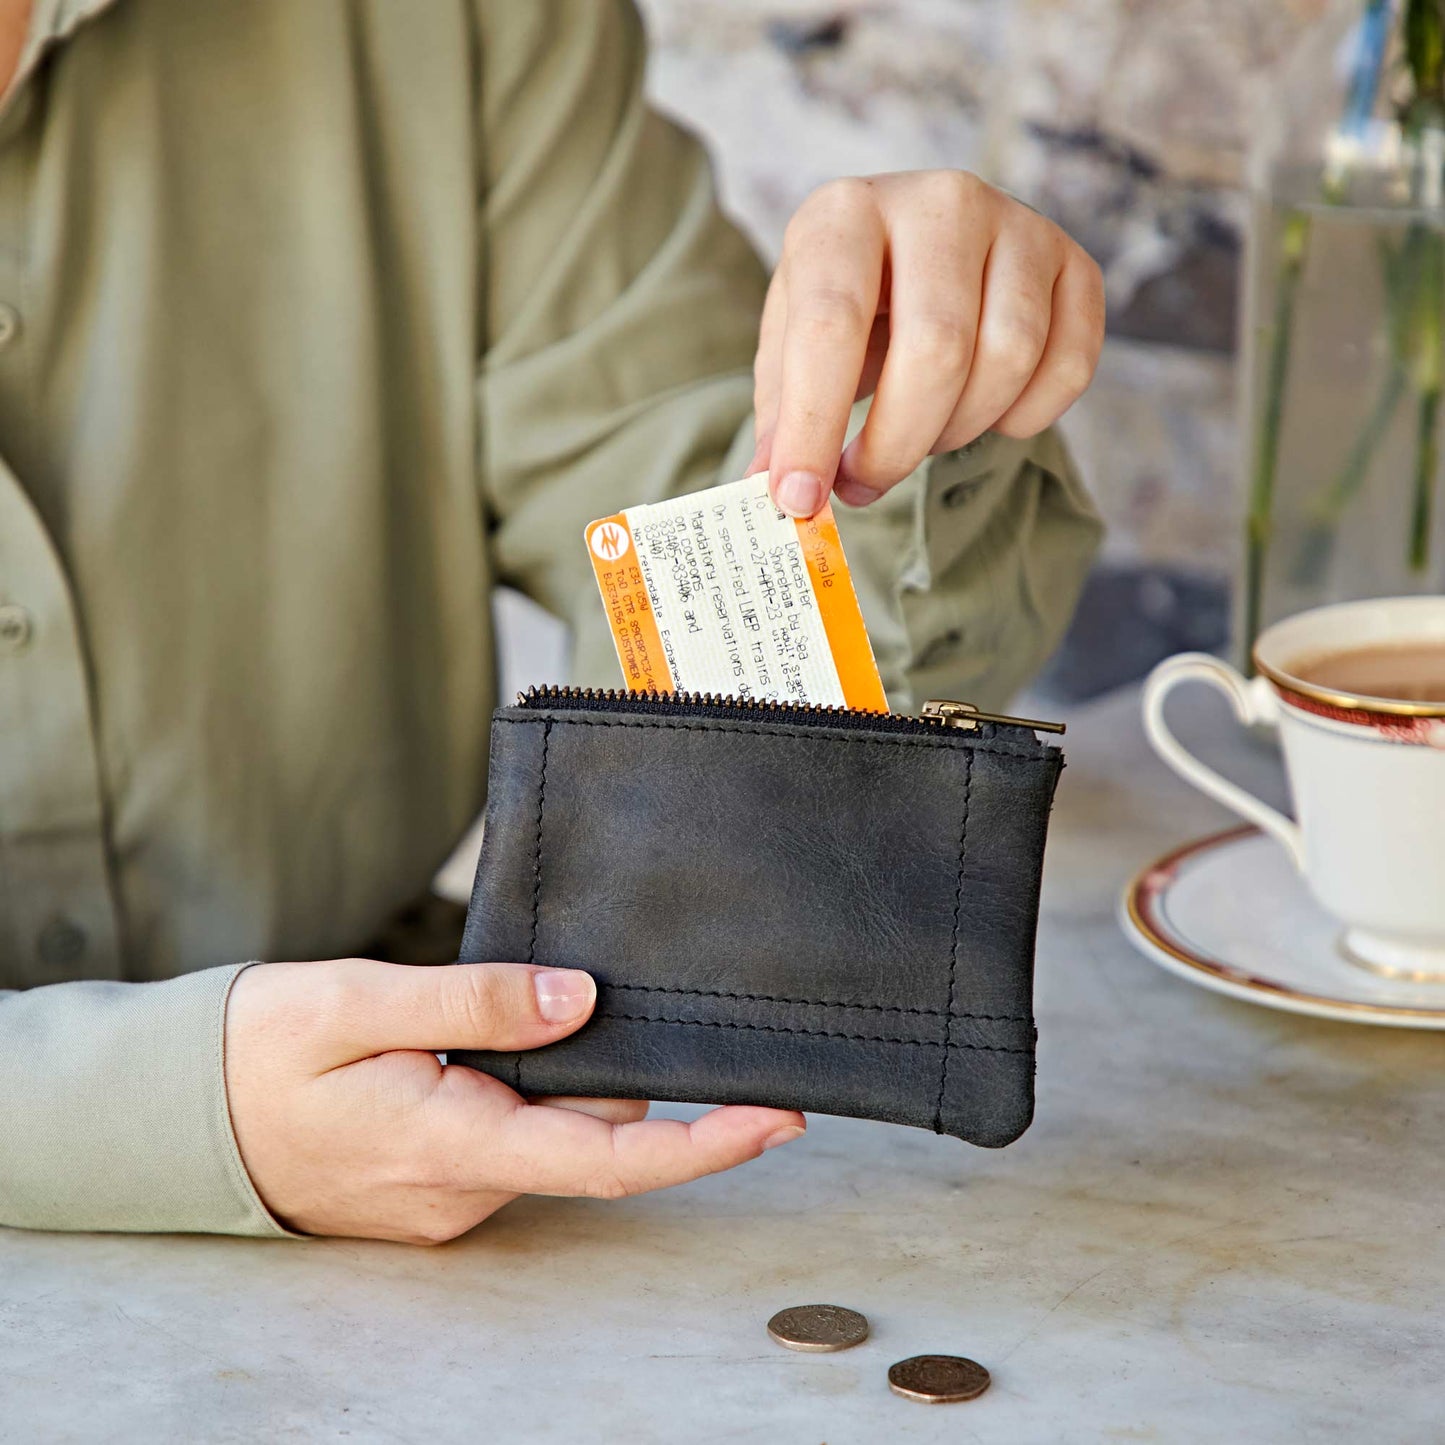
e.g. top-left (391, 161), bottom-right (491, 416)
top-left (766, 1304), bottom-right (870, 1353)
top-left (887, 1354), bottom-right (991, 1403)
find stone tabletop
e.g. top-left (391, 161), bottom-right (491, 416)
top-left (3, 683), bottom-right (1440, 1444)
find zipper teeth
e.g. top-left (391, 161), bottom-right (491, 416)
top-left (518, 683), bottom-right (879, 720)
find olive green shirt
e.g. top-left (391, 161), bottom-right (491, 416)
top-left (0, 0), bottom-right (1101, 1236)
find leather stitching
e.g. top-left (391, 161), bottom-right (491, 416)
top-left (519, 719), bottom-right (553, 1096)
top-left (604, 981), bottom-right (1028, 1023)
top-left (935, 751), bottom-right (973, 1133)
top-left (606, 1011), bottom-right (1028, 1053)
top-left (495, 714), bottom-right (1053, 761)
top-left (526, 719), bottom-right (551, 967)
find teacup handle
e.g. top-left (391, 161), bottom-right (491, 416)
top-left (1141, 652), bottom-right (1305, 871)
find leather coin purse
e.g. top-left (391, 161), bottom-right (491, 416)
top-left (453, 687), bottom-right (1064, 1146)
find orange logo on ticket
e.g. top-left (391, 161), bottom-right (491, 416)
top-left (585, 514), bottom-right (673, 695)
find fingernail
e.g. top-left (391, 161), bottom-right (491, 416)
top-left (774, 471), bottom-right (826, 519)
top-left (762, 1124), bottom-right (806, 1152)
top-left (534, 969), bottom-right (596, 1024)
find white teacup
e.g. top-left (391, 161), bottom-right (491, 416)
top-left (1142, 596), bottom-right (1445, 980)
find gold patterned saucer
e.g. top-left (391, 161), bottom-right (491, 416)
top-left (1120, 827), bottom-right (1445, 1029)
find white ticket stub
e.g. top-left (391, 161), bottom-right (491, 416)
top-left (585, 473), bottom-right (886, 710)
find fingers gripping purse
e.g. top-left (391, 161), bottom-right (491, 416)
top-left (452, 688), bottom-right (1063, 1146)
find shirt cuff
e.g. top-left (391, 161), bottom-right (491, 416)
top-left (0, 964), bottom-right (300, 1237)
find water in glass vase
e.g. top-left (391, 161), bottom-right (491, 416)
top-left (1240, 171), bottom-right (1445, 664)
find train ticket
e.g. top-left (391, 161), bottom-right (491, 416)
top-left (585, 473), bottom-right (887, 711)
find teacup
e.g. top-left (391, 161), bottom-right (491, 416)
top-left (1141, 596), bottom-right (1445, 980)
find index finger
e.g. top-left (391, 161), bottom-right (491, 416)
top-left (768, 179), bottom-right (885, 518)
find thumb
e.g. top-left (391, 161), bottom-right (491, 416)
top-left (306, 959), bottom-right (596, 1069)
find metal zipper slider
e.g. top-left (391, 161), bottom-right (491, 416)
top-left (921, 698), bottom-right (1066, 736)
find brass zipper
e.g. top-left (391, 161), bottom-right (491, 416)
top-left (516, 685), bottom-right (1064, 737)
top-left (920, 698), bottom-right (1066, 736)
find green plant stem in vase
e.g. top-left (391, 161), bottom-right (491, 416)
top-left (1292, 363), bottom-right (1407, 583)
top-left (1403, 0), bottom-right (1445, 569)
top-left (1244, 209), bottom-right (1312, 662)
top-left (1294, 219), bottom-right (1445, 578)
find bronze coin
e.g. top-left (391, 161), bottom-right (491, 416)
top-left (887, 1354), bottom-right (991, 1403)
top-left (766, 1304), bottom-right (870, 1353)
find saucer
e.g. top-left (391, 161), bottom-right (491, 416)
top-left (1120, 826), bottom-right (1445, 1029)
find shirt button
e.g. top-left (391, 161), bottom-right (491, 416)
top-left (0, 303), bottom-right (20, 350)
top-left (0, 603), bottom-right (34, 654)
top-left (38, 917), bottom-right (88, 968)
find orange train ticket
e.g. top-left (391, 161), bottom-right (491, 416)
top-left (585, 473), bottom-right (888, 712)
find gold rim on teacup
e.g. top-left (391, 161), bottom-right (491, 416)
top-left (1252, 652), bottom-right (1445, 719)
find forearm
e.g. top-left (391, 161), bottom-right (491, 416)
top-left (0, 967), bottom-right (291, 1236)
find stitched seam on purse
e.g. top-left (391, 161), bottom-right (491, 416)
top-left (518, 720), bottom-right (553, 1094)
top-left (526, 719), bottom-right (552, 967)
top-left (604, 982), bottom-right (1028, 1023)
top-left (935, 751), bottom-right (973, 1133)
top-left (495, 714), bottom-right (1054, 761)
top-left (606, 1011), bottom-right (1029, 1053)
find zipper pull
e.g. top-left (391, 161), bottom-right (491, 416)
top-left (921, 698), bottom-right (1066, 736)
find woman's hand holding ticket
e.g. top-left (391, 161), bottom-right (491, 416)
top-left (752, 170), bottom-right (1106, 519)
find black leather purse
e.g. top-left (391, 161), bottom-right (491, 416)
top-left (453, 687), bottom-right (1064, 1146)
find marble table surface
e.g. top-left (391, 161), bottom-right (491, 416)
top-left (3, 681), bottom-right (1440, 1444)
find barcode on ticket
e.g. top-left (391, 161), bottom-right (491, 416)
top-left (585, 473), bottom-right (887, 712)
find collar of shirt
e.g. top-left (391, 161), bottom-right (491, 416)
top-left (4, 0), bottom-right (116, 117)
top-left (25, 0), bottom-right (117, 50)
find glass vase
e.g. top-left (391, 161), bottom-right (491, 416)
top-left (1238, 0), bottom-right (1445, 664)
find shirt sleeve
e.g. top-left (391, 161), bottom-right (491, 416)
top-left (474, 0), bottom-right (765, 632)
top-left (835, 423), bottom-right (1103, 714)
top-left (0, 966), bottom-right (293, 1236)
top-left (474, 0), bottom-right (1102, 709)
